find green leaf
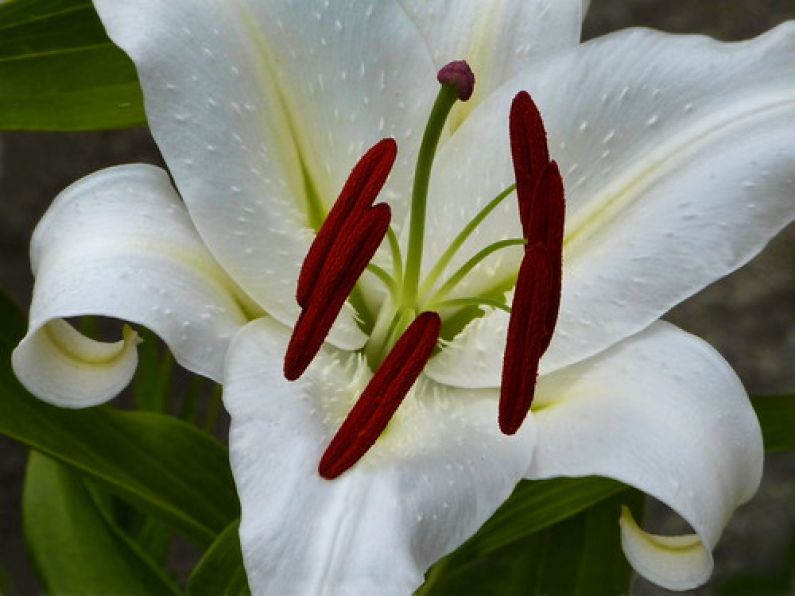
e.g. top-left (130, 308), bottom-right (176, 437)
top-left (421, 489), bottom-right (642, 596)
top-left (0, 291), bottom-right (238, 545)
top-left (133, 328), bottom-right (174, 413)
top-left (0, 0), bottom-right (145, 130)
top-left (462, 476), bottom-right (625, 556)
top-left (187, 520), bottom-right (251, 596)
top-left (419, 477), bottom-right (627, 594)
top-left (23, 451), bottom-right (180, 595)
top-left (752, 394), bottom-right (795, 451)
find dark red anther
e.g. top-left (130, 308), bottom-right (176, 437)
top-left (319, 312), bottom-right (442, 479)
top-left (533, 162), bottom-right (565, 352)
top-left (500, 91), bottom-right (565, 435)
top-left (499, 245), bottom-right (551, 435)
top-left (510, 91), bottom-right (550, 238)
top-left (285, 203), bottom-right (392, 381)
top-left (437, 60), bottom-right (476, 102)
top-left (296, 138), bottom-right (397, 308)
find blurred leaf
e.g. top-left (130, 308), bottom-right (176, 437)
top-left (752, 394), bottom-right (795, 451)
top-left (0, 563), bottom-right (17, 596)
top-left (23, 451), bottom-right (180, 595)
top-left (421, 489), bottom-right (642, 595)
top-left (460, 476), bottom-right (625, 556)
top-left (419, 477), bottom-right (627, 594)
top-left (133, 328), bottom-right (174, 413)
top-left (718, 526), bottom-right (795, 596)
top-left (187, 520), bottom-right (251, 596)
top-left (0, 293), bottom-right (25, 349)
top-left (0, 0), bottom-right (145, 130)
top-left (0, 291), bottom-right (238, 545)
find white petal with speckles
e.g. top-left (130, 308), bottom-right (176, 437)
top-left (528, 322), bottom-right (762, 590)
top-left (424, 24), bottom-right (795, 387)
top-left (12, 165), bottom-right (248, 407)
top-left (224, 318), bottom-right (535, 596)
top-left (94, 0), bottom-right (439, 348)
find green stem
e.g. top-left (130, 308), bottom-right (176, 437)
top-left (431, 238), bottom-right (527, 304)
top-left (419, 184), bottom-right (516, 300)
top-left (402, 84), bottom-right (459, 308)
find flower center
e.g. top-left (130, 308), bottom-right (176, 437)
top-left (283, 63), bottom-right (565, 478)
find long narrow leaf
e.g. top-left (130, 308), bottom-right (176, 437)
top-left (0, 0), bottom-right (145, 130)
top-left (24, 451), bottom-right (180, 595)
top-left (187, 520), bottom-right (250, 596)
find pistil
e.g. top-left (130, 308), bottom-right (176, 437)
top-left (401, 61), bottom-right (476, 310)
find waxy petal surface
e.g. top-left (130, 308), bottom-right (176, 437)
top-left (93, 0), bottom-right (439, 348)
top-left (528, 322), bottom-right (763, 590)
top-left (224, 318), bottom-right (535, 596)
top-left (12, 166), bottom-right (248, 407)
top-left (425, 24), bottom-right (795, 387)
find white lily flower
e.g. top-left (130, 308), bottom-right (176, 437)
top-left (11, 1), bottom-right (795, 594)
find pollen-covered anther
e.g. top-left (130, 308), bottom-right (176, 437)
top-left (499, 91), bottom-right (565, 435)
top-left (285, 203), bottom-right (391, 381)
top-left (509, 90), bottom-right (550, 237)
top-left (319, 311), bottom-right (442, 479)
top-left (285, 139), bottom-right (397, 381)
top-left (296, 138), bottom-right (397, 308)
top-left (437, 60), bottom-right (475, 102)
top-left (499, 245), bottom-right (551, 435)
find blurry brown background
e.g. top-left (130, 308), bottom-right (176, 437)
top-left (1, 0), bottom-right (794, 594)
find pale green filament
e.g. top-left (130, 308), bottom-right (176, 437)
top-left (430, 297), bottom-right (512, 314)
top-left (419, 183), bottom-right (516, 300)
top-left (365, 263), bottom-right (397, 296)
top-left (429, 238), bottom-right (526, 305)
top-left (386, 226), bottom-right (403, 282)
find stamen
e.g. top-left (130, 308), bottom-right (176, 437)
top-left (509, 91), bottom-right (550, 238)
top-left (420, 183), bottom-right (516, 300)
top-left (499, 244), bottom-right (550, 435)
top-left (296, 138), bottom-right (397, 308)
top-left (533, 162), bottom-right (565, 352)
top-left (429, 238), bottom-right (527, 304)
top-left (432, 297), bottom-right (512, 314)
top-left (285, 203), bottom-right (392, 381)
top-left (318, 311), bottom-right (441, 479)
top-left (499, 92), bottom-right (566, 435)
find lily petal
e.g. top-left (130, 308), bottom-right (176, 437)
top-left (425, 24), bottom-right (795, 386)
top-left (528, 321), bottom-right (763, 590)
top-left (12, 165), bottom-right (248, 407)
top-left (395, 0), bottom-right (583, 124)
top-left (94, 0), bottom-right (439, 345)
top-left (224, 318), bottom-right (535, 596)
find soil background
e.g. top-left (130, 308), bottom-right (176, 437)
top-left (1, 1), bottom-right (794, 594)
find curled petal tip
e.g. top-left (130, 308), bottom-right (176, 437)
top-left (437, 60), bottom-right (475, 101)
